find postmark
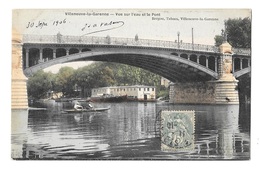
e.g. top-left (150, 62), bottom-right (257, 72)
top-left (161, 110), bottom-right (195, 151)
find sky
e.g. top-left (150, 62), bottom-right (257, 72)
top-left (12, 9), bottom-right (251, 73)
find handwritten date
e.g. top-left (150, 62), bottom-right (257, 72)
top-left (26, 19), bottom-right (67, 29)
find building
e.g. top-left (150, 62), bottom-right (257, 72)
top-left (91, 85), bottom-right (156, 101)
top-left (161, 77), bottom-right (171, 88)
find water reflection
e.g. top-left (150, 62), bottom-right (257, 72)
top-left (11, 110), bottom-right (28, 159)
top-left (11, 102), bottom-right (250, 160)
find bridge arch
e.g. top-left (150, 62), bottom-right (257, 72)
top-left (43, 48), bottom-right (54, 61)
top-left (208, 56), bottom-right (216, 71)
top-left (199, 55), bottom-right (207, 66)
top-left (190, 54), bottom-right (197, 63)
top-left (22, 34), bottom-right (251, 79)
top-left (180, 53), bottom-right (188, 59)
top-left (171, 52), bottom-right (179, 56)
top-left (233, 57), bottom-right (250, 71)
top-left (56, 48), bottom-right (67, 58)
top-left (69, 48), bottom-right (80, 55)
top-left (28, 48), bottom-right (40, 66)
top-left (242, 58), bottom-right (249, 69)
top-left (24, 46), bottom-right (218, 82)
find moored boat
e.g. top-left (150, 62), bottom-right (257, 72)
top-left (62, 107), bottom-right (110, 113)
top-left (89, 94), bottom-right (127, 102)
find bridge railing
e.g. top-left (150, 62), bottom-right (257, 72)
top-left (23, 34), bottom-right (250, 55)
top-left (232, 48), bottom-right (251, 56)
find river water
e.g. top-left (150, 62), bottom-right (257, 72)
top-left (11, 101), bottom-right (250, 160)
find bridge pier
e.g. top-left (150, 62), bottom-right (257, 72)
top-left (216, 42), bottom-right (239, 104)
top-left (12, 29), bottom-right (28, 109)
top-left (169, 42), bottom-right (239, 104)
top-left (12, 29), bottom-right (29, 159)
top-left (169, 80), bottom-right (239, 104)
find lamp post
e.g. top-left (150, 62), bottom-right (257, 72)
top-left (192, 28), bottom-right (194, 50)
top-left (177, 31), bottom-right (180, 48)
top-left (224, 20), bottom-right (228, 42)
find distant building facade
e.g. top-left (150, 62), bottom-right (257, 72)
top-left (161, 77), bottom-right (171, 88)
top-left (91, 85), bottom-right (156, 101)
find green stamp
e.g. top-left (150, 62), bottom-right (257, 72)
top-left (161, 110), bottom-right (195, 151)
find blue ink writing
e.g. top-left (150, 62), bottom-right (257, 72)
top-left (81, 20), bottom-right (124, 35)
top-left (26, 19), bottom-right (67, 29)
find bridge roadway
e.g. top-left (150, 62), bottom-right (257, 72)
top-left (22, 34), bottom-right (251, 82)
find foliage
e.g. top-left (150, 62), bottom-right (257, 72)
top-left (54, 66), bottom-right (75, 97)
top-left (27, 70), bottom-right (55, 99)
top-left (214, 17), bottom-right (251, 48)
top-left (110, 63), bottom-right (161, 86)
top-left (27, 62), bottom-right (165, 99)
top-left (66, 63), bottom-right (116, 97)
top-left (214, 35), bottom-right (224, 47)
top-left (156, 85), bottom-right (169, 99)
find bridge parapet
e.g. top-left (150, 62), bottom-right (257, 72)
top-left (23, 34), bottom-right (220, 53)
top-left (23, 34), bottom-right (250, 56)
top-left (232, 48), bottom-right (251, 56)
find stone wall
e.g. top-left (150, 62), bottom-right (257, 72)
top-left (169, 82), bottom-right (216, 104)
top-left (169, 80), bottom-right (239, 104)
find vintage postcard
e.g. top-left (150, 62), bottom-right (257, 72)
top-left (11, 9), bottom-right (251, 160)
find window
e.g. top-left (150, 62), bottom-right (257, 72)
top-left (144, 88), bottom-right (146, 91)
top-left (152, 88), bottom-right (154, 91)
top-left (147, 88), bottom-right (149, 91)
top-left (139, 88), bottom-right (141, 91)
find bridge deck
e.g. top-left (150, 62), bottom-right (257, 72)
top-left (23, 34), bottom-right (251, 56)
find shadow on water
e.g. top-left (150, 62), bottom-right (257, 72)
top-left (11, 101), bottom-right (250, 160)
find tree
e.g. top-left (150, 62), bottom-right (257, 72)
top-left (27, 70), bottom-right (55, 99)
top-left (55, 66), bottom-right (75, 97)
top-left (73, 63), bottom-right (116, 97)
top-left (214, 17), bottom-right (251, 48)
top-left (214, 35), bottom-right (224, 47)
top-left (27, 62), bottom-right (165, 99)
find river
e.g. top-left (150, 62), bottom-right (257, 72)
top-left (11, 101), bottom-right (250, 160)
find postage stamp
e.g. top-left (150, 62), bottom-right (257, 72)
top-left (161, 110), bottom-right (195, 151)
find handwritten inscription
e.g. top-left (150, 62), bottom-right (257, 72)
top-left (25, 18), bottom-right (124, 35)
top-left (81, 20), bottom-right (124, 35)
top-left (26, 19), bottom-right (67, 29)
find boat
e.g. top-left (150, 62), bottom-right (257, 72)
top-left (89, 94), bottom-right (127, 102)
top-left (62, 107), bottom-right (110, 113)
top-left (55, 98), bottom-right (88, 103)
top-left (55, 98), bottom-right (74, 102)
